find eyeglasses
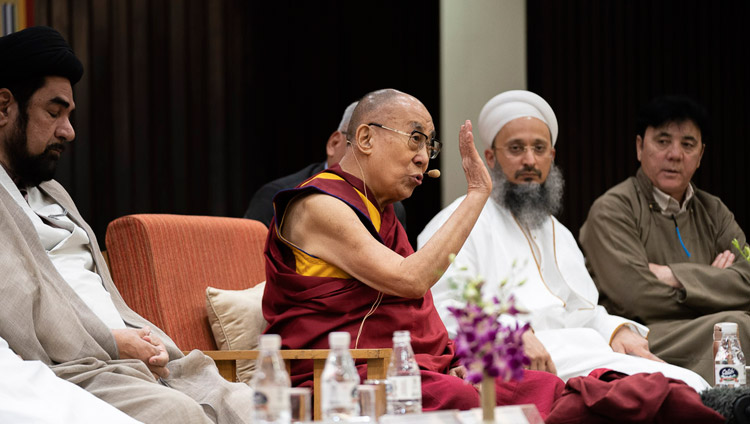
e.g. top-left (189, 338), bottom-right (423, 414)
top-left (368, 123), bottom-right (442, 159)
top-left (494, 142), bottom-right (551, 157)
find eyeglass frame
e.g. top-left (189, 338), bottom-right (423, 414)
top-left (492, 140), bottom-right (553, 158)
top-left (367, 122), bottom-right (442, 159)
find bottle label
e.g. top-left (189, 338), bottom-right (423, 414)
top-left (388, 375), bottom-right (421, 401)
top-left (253, 387), bottom-right (290, 417)
top-left (715, 364), bottom-right (745, 386)
top-left (322, 381), bottom-right (359, 410)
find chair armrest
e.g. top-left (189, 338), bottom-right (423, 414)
top-left (197, 349), bottom-right (392, 421)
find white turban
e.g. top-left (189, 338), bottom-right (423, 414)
top-left (477, 90), bottom-right (558, 148)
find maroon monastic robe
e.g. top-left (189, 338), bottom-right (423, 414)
top-left (546, 369), bottom-right (724, 423)
top-left (263, 165), bottom-right (563, 415)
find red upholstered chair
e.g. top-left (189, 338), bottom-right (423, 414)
top-left (105, 214), bottom-right (390, 420)
top-left (106, 214), bottom-right (267, 351)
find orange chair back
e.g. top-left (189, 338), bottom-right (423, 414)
top-left (105, 214), bottom-right (268, 350)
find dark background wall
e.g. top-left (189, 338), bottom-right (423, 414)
top-left (34, 0), bottom-right (441, 247)
top-left (528, 0), bottom-right (750, 237)
top-left (35, 0), bottom-right (750, 249)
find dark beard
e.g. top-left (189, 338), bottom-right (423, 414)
top-left (490, 163), bottom-right (564, 229)
top-left (3, 116), bottom-right (65, 187)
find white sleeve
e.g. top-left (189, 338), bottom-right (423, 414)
top-left (584, 306), bottom-right (650, 342)
top-left (0, 337), bottom-right (142, 424)
top-left (419, 200), bottom-right (463, 339)
top-left (420, 198), bottom-right (502, 339)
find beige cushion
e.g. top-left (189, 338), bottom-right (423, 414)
top-left (205, 282), bottom-right (268, 383)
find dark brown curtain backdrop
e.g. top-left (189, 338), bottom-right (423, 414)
top-left (34, 0), bottom-right (440, 247)
top-left (528, 0), bottom-right (750, 239)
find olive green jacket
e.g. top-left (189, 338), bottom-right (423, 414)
top-left (580, 168), bottom-right (750, 381)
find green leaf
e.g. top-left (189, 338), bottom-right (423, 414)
top-left (733, 238), bottom-right (750, 263)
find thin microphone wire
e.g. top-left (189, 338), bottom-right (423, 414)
top-left (347, 140), bottom-right (384, 347)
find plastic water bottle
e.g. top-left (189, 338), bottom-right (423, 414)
top-left (321, 332), bottom-right (360, 421)
top-left (250, 334), bottom-right (291, 423)
top-left (715, 322), bottom-right (746, 387)
top-left (713, 323), bottom-right (723, 359)
top-left (386, 330), bottom-right (422, 414)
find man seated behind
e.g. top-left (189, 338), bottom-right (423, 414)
top-left (0, 27), bottom-right (252, 424)
top-left (243, 100), bottom-right (407, 228)
top-left (418, 90), bottom-right (708, 391)
top-left (580, 95), bottom-right (750, 383)
top-left (263, 88), bottom-right (565, 416)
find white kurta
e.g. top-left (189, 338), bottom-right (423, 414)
top-left (418, 195), bottom-right (709, 391)
top-left (0, 336), bottom-right (141, 424)
top-left (0, 167), bottom-right (125, 329)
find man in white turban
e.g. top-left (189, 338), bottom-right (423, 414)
top-left (418, 90), bottom-right (709, 391)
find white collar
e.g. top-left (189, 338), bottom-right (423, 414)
top-left (652, 184), bottom-right (694, 216)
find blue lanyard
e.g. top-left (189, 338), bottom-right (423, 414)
top-left (671, 214), bottom-right (691, 258)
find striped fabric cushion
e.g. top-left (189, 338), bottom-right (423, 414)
top-left (105, 214), bottom-right (268, 351)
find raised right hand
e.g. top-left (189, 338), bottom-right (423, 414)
top-left (458, 120), bottom-right (492, 197)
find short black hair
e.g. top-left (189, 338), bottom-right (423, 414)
top-left (636, 95), bottom-right (709, 142)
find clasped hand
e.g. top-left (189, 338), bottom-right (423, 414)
top-left (112, 326), bottom-right (170, 379)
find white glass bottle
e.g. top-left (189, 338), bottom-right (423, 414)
top-left (715, 322), bottom-right (746, 387)
top-left (386, 330), bottom-right (422, 414)
top-left (250, 334), bottom-right (291, 423)
top-left (321, 332), bottom-right (360, 421)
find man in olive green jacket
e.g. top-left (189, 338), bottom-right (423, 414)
top-left (580, 95), bottom-right (750, 383)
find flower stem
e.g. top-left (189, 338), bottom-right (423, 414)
top-left (482, 373), bottom-right (496, 423)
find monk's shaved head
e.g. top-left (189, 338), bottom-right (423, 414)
top-left (347, 88), bottom-right (424, 138)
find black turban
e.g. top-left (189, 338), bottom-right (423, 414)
top-left (0, 26), bottom-right (83, 85)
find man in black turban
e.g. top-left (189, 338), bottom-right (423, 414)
top-left (0, 27), bottom-right (253, 424)
top-left (0, 26), bottom-right (82, 186)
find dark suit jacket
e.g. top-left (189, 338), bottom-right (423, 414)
top-left (244, 161), bottom-right (408, 229)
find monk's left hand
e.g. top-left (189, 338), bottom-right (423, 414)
top-left (449, 366), bottom-right (480, 390)
top-left (449, 365), bottom-right (467, 379)
top-left (610, 326), bottom-right (664, 363)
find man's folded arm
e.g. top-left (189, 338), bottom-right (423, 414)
top-left (670, 261), bottom-right (750, 312)
top-left (580, 197), bottom-right (694, 322)
top-left (668, 200), bottom-right (750, 312)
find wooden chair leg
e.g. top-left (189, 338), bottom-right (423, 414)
top-left (366, 357), bottom-right (388, 380)
top-left (313, 358), bottom-right (326, 421)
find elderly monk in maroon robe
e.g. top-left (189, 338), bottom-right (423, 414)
top-left (263, 89), bottom-right (564, 416)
